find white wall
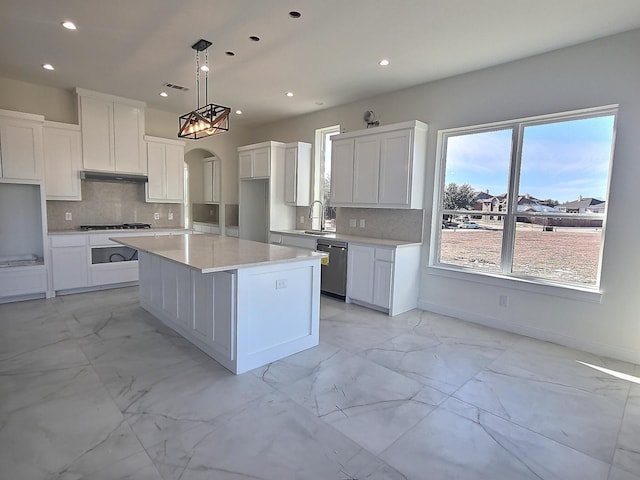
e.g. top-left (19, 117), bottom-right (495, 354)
top-left (250, 29), bottom-right (640, 363)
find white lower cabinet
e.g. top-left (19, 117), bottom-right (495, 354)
top-left (49, 230), bottom-right (186, 294)
top-left (347, 242), bottom-right (421, 316)
top-left (50, 235), bottom-right (89, 291)
top-left (0, 266), bottom-right (48, 300)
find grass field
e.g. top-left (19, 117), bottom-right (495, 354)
top-left (439, 225), bottom-right (602, 285)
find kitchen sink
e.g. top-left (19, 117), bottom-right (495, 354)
top-left (303, 230), bottom-right (334, 236)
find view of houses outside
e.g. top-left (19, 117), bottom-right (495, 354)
top-left (437, 111), bottom-right (615, 286)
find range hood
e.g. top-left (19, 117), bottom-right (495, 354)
top-left (80, 171), bottom-right (148, 183)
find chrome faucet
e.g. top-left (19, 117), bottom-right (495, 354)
top-left (308, 200), bottom-right (325, 231)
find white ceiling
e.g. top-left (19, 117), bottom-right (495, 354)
top-left (1, 0), bottom-right (640, 127)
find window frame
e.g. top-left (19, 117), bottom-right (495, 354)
top-left (314, 124), bottom-right (341, 231)
top-left (430, 105), bottom-right (618, 295)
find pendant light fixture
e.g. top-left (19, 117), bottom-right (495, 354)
top-left (178, 39), bottom-right (231, 139)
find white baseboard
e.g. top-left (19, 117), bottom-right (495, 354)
top-left (418, 300), bottom-right (640, 365)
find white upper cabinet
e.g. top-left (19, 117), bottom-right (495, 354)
top-left (353, 135), bottom-right (380, 204)
top-left (238, 144), bottom-right (276, 179)
top-left (284, 142), bottom-right (312, 206)
top-left (0, 109), bottom-right (44, 181)
top-left (77, 88), bottom-right (146, 175)
top-left (330, 120), bottom-right (428, 209)
top-left (144, 135), bottom-right (184, 203)
top-left (329, 138), bottom-right (355, 204)
top-left (43, 121), bottom-right (82, 200)
top-left (203, 156), bottom-right (221, 203)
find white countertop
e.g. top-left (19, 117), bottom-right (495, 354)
top-left (271, 229), bottom-right (422, 248)
top-left (111, 233), bottom-right (325, 273)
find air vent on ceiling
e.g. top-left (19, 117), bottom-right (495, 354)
top-left (163, 82), bottom-right (189, 92)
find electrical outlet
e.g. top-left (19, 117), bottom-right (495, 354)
top-left (64, 212), bottom-right (72, 221)
top-left (499, 295), bottom-right (509, 307)
top-left (349, 219), bottom-right (357, 228)
top-left (154, 212), bottom-right (160, 220)
top-left (276, 279), bottom-right (287, 289)
top-left (168, 212), bottom-right (174, 220)
top-left (359, 219), bottom-right (366, 228)
top-left (299, 215), bottom-right (305, 224)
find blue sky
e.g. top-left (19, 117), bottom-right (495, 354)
top-left (444, 115), bottom-right (615, 203)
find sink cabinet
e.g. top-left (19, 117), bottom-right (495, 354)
top-left (77, 88), bottom-right (146, 175)
top-left (330, 120), bottom-right (428, 209)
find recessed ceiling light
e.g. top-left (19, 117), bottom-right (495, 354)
top-left (159, 92), bottom-right (168, 97)
top-left (200, 65), bottom-right (209, 72)
top-left (235, 110), bottom-right (243, 115)
top-left (286, 92), bottom-right (294, 97)
top-left (249, 36), bottom-right (260, 42)
top-left (61, 20), bottom-right (76, 30)
top-left (289, 11), bottom-right (301, 18)
top-left (315, 101), bottom-right (324, 106)
top-left (225, 51), bottom-right (235, 56)
top-left (379, 59), bottom-right (390, 66)
top-left (42, 63), bottom-right (54, 71)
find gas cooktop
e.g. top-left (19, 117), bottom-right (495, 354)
top-left (79, 223), bottom-right (152, 231)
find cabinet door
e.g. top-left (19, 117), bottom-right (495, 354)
top-left (44, 125), bottom-right (82, 200)
top-left (164, 144), bottom-right (184, 202)
top-left (238, 151), bottom-right (253, 178)
top-left (79, 96), bottom-right (113, 171)
top-left (353, 135), bottom-right (380, 204)
top-left (146, 142), bottom-right (166, 200)
top-left (253, 147), bottom-right (270, 178)
top-left (51, 247), bottom-right (89, 290)
top-left (113, 103), bottom-right (145, 174)
top-left (284, 146), bottom-right (297, 204)
top-left (379, 129), bottom-right (412, 205)
top-left (203, 158), bottom-right (220, 203)
top-left (203, 160), bottom-right (214, 202)
top-left (372, 260), bottom-right (392, 308)
top-left (0, 119), bottom-right (43, 180)
top-left (330, 138), bottom-right (354, 204)
top-left (347, 244), bottom-right (375, 303)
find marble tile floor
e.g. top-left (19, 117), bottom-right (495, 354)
top-left (1, 286), bottom-right (639, 480)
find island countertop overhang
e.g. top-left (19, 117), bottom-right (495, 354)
top-left (111, 233), bottom-right (324, 274)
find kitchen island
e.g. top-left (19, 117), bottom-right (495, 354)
top-left (112, 233), bottom-right (323, 374)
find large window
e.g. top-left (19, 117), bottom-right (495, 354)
top-left (314, 125), bottom-right (340, 231)
top-left (433, 106), bottom-right (617, 289)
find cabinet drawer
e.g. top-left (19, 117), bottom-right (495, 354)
top-left (375, 247), bottom-right (395, 262)
top-left (89, 261), bottom-right (139, 286)
top-left (50, 234), bottom-right (87, 247)
top-left (0, 266), bottom-right (47, 297)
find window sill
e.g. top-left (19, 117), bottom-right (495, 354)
top-left (426, 265), bottom-right (603, 304)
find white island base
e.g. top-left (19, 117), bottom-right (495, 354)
top-left (125, 236), bottom-right (321, 375)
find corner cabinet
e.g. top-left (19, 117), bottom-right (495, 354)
top-left (144, 136), bottom-right (185, 203)
top-left (0, 109), bottom-right (44, 181)
top-left (43, 121), bottom-right (82, 201)
top-left (203, 156), bottom-right (221, 203)
top-left (76, 88), bottom-right (146, 175)
top-left (284, 142), bottom-right (312, 206)
top-left (330, 120), bottom-right (428, 209)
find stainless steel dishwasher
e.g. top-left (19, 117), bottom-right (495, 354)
top-left (316, 239), bottom-right (348, 298)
